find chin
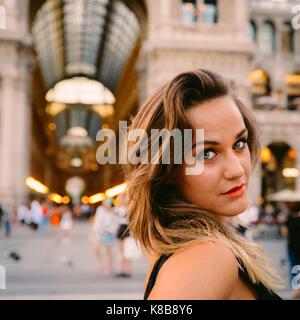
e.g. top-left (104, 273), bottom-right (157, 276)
top-left (227, 197), bottom-right (250, 216)
top-left (211, 196), bottom-right (249, 218)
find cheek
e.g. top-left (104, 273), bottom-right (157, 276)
top-left (242, 149), bottom-right (251, 177)
top-left (177, 166), bottom-right (219, 204)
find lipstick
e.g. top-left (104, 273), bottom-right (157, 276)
top-left (223, 184), bottom-right (245, 198)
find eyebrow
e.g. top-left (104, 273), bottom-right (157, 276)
top-left (192, 128), bottom-right (248, 149)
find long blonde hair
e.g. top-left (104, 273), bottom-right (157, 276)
top-left (124, 69), bottom-right (283, 291)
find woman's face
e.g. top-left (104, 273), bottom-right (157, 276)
top-left (176, 96), bottom-right (251, 220)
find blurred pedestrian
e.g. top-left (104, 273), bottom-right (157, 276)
top-left (0, 204), bottom-right (3, 230)
top-left (81, 203), bottom-right (92, 220)
top-left (89, 198), bottom-right (119, 276)
top-left (30, 198), bottom-right (42, 231)
top-left (60, 206), bottom-right (73, 243)
top-left (40, 200), bottom-right (50, 233)
top-left (17, 203), bottom-right (30, 225)
top-left (50, 204), bottom-right (61, 226)
top-left (263, 202), bottom-right (276, 224)
top-left (1, 203), bottom-right (12, 237)
top-left (115, 194), bottom-right (132, 278)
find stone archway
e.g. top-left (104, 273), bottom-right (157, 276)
top-left (260, 141), bottom-right (298, 200)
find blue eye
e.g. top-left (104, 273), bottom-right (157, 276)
top-left (234, 138), bottom-right (248, 150)
top-left (196, 150), bottom-right (216, 161)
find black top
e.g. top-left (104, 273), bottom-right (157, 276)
top-left (144, 254), bottom-right (282, 300)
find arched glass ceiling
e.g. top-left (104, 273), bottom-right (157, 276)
top-left (55, 107), bottom-right (104, 146)
top-left (61, 127), bottom-right (93, 148)
top-left (98, 1), bottom-right (140, 91)
top-left (63, 0), bottom-right (108, 76)
top-left (46, 77), bottom-right (116, 105)
top-left (32, 0), bottom-right (64, 88)
top-left (32, 0), bottom-right (140, 92)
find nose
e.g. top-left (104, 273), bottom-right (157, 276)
top-left (222, 151), bottom-right (245, 180)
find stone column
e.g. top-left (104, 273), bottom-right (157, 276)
top-left (146, 0), bottom-right (174, 39)
top-left (145, 0), bottom-right (161, 37)
top-left (294, 30), bottom-right (300, 65)
top-left (218, 0), bottom-right (231, 25)
top-left (170, 0), bottom-right (181, 21)
top-left (2, 0), bottom-right (17, 32)
top-left (233, 0), bottom-right (250, 40)
top-left (0, 59), bottom-right (33, 206)
top-left (14, 66), bottom-right (32, 205)
top-left (159, 0), bottom-right (172, 22)
top-left (0, 71), bottom-right (18, 205)
top-left (274, 18), bottom-right (283, 58)
top-left (255, 17), bottom-right (264, 61)
top-left (17, 0), bottom-right (30, 36)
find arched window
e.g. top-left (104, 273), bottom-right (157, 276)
top-left (260, 21), bottom-right (276, 55)
top-left (261, 143), bottom-right (297, 201)
top-left (250, 69), bottom-right (271, 96)
top-left (0, 4), bottom-right (6, 30)
top-left (249, 20), bottom-right (257, 42)
top-left (285, 72), bottom-right (300, 110)
top-left (282, 22), bottom-right (294, 54)
top-left (250, 69), bottom-right (273, 109)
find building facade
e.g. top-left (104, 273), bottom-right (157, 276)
top-left (0, 0), bottom-right (299, 206)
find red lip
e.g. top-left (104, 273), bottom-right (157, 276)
top-left (222, 183), bottom-right (245, 195)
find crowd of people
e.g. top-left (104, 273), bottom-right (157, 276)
top-left (0, 198), bottom-right (69, 236)
top-left (0, 197), bottom-right (93, 243)
top-left (0, 193), bottom-right (141, 279)
top-left (1, 193), bottom-right (299, 296)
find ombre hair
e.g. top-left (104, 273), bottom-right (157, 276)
top-left (124, 69), bottom-right (283, 291)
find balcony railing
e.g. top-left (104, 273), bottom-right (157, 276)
top-left (250, 0), bottom-right (298, 12)
top-left (253, 95), bottom-right (300, 111)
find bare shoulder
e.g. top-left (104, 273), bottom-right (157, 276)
top-left (148, 240), bottom-right (239, 300)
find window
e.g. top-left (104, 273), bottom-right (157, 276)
top-left (282, 22), bottom-right (294, 54)
top-left (250, 69), bottom-right (275, 110)
top-left (181, 0), bottom-right (197, 24)
top-left (285, 73), bottom-right (300, 111)
top-left (250, 20), bottom-right (257, 42)
top-left (200, 0), bottom-right (218, 24)
top-left (259, 21), bottom-right (276, 55)
top-left (181, 0), bottom-right (218, 24)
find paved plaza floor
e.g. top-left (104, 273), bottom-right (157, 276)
top-left (0, 221), bottom-right (296, 300)
top-left (0, 221), bottom-right (147, 300)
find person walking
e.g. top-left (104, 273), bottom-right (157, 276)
top-left (30, 198), bottom-right (43, 231)
top-left (115, 194), bottom-right (132, 278)
top-left (0, 204), bottom-right (3, 231)
top-left (17, 203), bottom-right (30, 225)
top-left (89, 198), bottom-right (119, 276)
top-left (1, 203), bottom-right (12, 237)
top-left (60, 206), bottom-right (73, 243)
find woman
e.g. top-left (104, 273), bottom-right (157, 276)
top-left (60, 206), bottom-right (73, 243)
top-left (124, 69), bottom-right (283, 300)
